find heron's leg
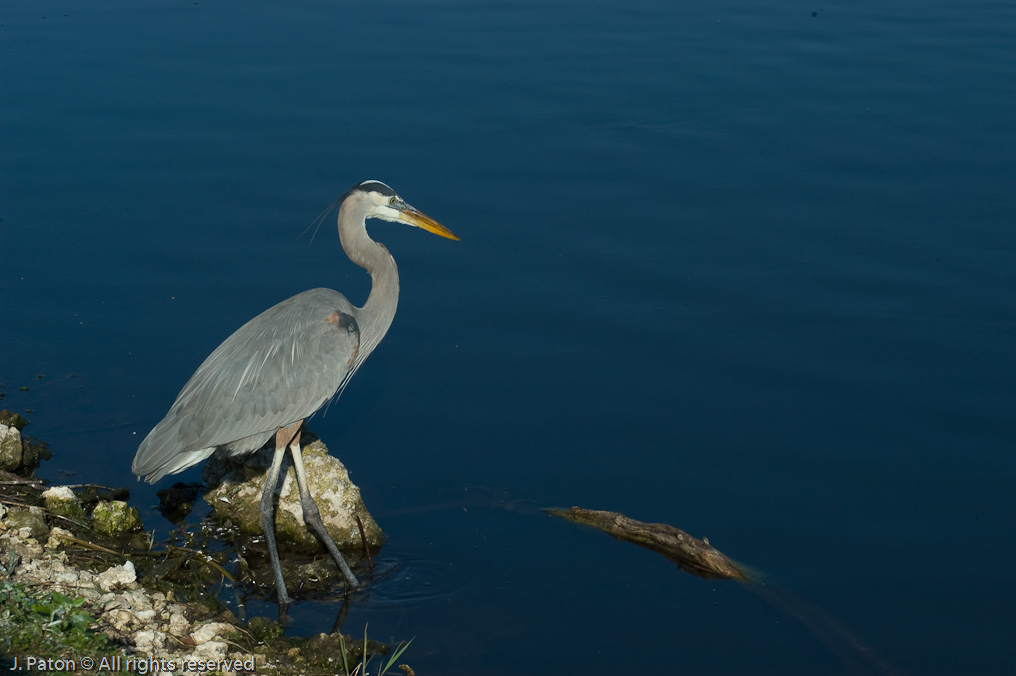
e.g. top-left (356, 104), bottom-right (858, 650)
top-left (260, 424), bottom-right (300, 608)
top-left (288, 435), bottom-right (360, 588)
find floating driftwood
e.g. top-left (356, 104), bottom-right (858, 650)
top-left (545, 506), bottom-right (749, 581)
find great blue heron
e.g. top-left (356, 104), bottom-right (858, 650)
top-left (132, 180), bottom-right (458, 606)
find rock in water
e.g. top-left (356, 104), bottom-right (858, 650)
top-left (202, 439), bottom-right (385, 553)
top-left (0, 424), bottom-right (23, 471)
top-left (91, 500), bottom-right (143, 536)
top-left (42, 486), bottom-right (86, 521)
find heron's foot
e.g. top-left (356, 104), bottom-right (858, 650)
top-left (341, 568), bottom-right (360, 589)
top-left (276, 599), bottom-right (292, 626)
top-left (274, 586), bottom-right (294, 624)
top-left (292, 484), bottom-right (362, 590)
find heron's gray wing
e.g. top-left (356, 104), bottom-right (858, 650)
top-left (132, 288), bottom-right (360, 481)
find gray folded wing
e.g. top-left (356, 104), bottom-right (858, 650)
top-left (132, 288), bottom-right (360, 482)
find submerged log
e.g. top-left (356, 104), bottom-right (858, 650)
top-left (545, 506), bottom-right (749, 581)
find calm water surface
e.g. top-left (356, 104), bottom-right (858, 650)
top-left (2, 0), bottom-right (1015, 674)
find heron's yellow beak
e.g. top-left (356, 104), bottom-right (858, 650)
top-left (399, 205), bottom-right (460, 241)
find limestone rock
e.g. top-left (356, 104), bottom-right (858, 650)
top-left (0, 424), bottom-right (22, 471)
top-left (5, 507), bottom-right (48, 540)
top-left (127, 589), bottom-right (152, 611)
top-left (134, 629), bottom-right (166, 652)
top-left (42, 486), bottom-right (86, 521)
top-left (91, 500), bottom-right (142, 536)
top-left (168, 612), bottom-right (189, 637)
top-left (96, 560), bottom-right (137, 592)
top-left (203, 439), bottom-right (385, 553)
top-left (189, 621), bottom-right (236, 645)
top-left (135, 608), bottom-right (157, 624)
top-left (46, 526), bottom-right (76, 550)
top-left (193, 640), bottom-right (228, 661)
top-left (111, 609), bottom-right (133, 632)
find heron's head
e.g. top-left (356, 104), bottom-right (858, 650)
top-left (345, 180), bottom-right (459, 240)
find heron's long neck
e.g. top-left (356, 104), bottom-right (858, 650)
top-left (338, 205), bottom-right (399, 361)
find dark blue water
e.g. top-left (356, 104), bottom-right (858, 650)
top-left (3, 0), bottom-right (1015, 673)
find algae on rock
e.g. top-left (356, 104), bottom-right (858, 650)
top-left (203, 439), bottom-right (385, 553)
top-left (41, 486), bottom-right (86, 521)
top-left (5, 506), bottom-right (49, 540)
top-left (91, 500), bottom-right (143, 536)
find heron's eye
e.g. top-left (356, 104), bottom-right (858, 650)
top-left (389, 196), bottom-right (397, 205)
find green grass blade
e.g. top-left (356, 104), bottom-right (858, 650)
top-left (362, 622), bottom-right (370, 675)
top-left (379, 637), bottom-right (415, 676)
top-left (338, 631), bottom-right (350, 675)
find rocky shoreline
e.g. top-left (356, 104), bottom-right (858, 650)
top-left (0, 414), bottom-right (406, 675)
top-left (2, 518), bottom-right (251, 671)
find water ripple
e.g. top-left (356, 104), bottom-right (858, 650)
top-left (355, 548), bottom-right (470, 609)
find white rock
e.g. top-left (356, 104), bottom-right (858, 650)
top-left (189, 621), bottom-right (233, 645)
top-left (167, 602), bottom-right (189, 616)
top-left (77, 587), bottom-right (101, 600)
top-left (193, 640), bottom-right (228, 661)
top-left (134, 609), bottom-right (157, 624)
top-left (95, 560), bottom-right (136, 592)
top-left (46, 526), bottom-right (75, 550)
top-left (54, 570), bottom-right (80, 585)
top-left (41, 486), bottom-right (76, 502)
top-left (113, 610), bottom-right (133, 631)
top-left (167, 612), bottom-right (189, 637)
top-left (134, 629), bottom-right (166, 652)
top-left (128, 589), bottom-right (152, 611)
